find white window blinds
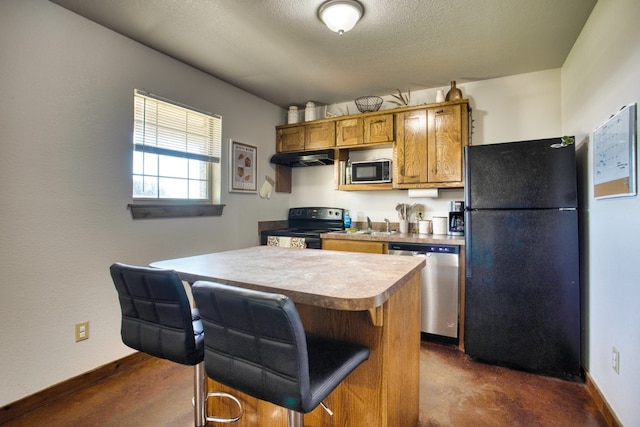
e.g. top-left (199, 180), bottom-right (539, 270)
top-left (133, 89), bottom-right (221, 163)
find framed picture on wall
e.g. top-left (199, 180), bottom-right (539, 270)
top-left (229, 140), bottom-right (257, 193)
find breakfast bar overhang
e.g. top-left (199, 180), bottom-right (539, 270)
top-left (151, 246), bottom-right (425, 427)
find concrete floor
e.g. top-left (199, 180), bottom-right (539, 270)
top-left (419, 341), bottom-right (607, 426)
top-left (5, 340), bottom-right (608, 426)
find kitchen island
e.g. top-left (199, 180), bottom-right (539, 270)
top-left (151, 246), bottom-right (425, 427)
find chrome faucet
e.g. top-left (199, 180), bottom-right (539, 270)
top-left (366, 216), bottom-right (373, 231)
top-left (384, 218), bottom-right (391, 232)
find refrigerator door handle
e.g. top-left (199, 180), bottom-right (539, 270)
top-left (463, 147), bottom-right (471, 206)
top-left (464, 210), bottom-right (471, 278)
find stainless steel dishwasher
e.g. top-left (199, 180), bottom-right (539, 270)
top-left (388, 242), bottom-right (460, 338)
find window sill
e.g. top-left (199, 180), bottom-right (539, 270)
top-left (128, 203), bottom-right (225, 219)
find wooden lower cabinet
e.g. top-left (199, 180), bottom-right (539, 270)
top-left (322, 239), bottom-right (388, 254)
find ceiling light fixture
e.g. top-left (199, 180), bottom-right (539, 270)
top-left (318, 0), bottom-right (364, 36)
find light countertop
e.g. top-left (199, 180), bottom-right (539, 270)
top-left (151, 246), bottom-right (425, 311)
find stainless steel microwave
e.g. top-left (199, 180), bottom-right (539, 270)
top-left (351, 159), bottom-right (392, 183)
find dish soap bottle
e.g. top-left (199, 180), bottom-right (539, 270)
top-left (344, 211), bottom-right (352, 229)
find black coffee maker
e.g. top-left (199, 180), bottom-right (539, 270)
top-left (448, 201), bottom-right (465, 235)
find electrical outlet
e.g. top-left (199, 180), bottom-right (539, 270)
top-left (75, 321), bottom-right (89, 342)
top-left (612, 346), bottom-right (620, 374)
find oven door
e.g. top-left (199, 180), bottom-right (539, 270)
top-left (260, 229), bottom-right (322, 249)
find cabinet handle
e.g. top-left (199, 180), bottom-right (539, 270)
top-left (436, 109), bottom-right (445, 114)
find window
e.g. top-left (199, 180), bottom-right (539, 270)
top-left (132, 90), bottom-right (221, 203)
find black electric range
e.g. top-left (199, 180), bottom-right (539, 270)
top-left (260, 207), bottom-right (345, 249)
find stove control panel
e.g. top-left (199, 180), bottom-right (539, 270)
top-left (288, 207), bottom-right (344, 221)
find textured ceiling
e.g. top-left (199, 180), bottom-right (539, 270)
top-left (49, 0), bottom-right (596, 108)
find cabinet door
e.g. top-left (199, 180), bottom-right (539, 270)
top-left (336, 118), bottom-right (364, 146)
top-left (364, 114), bottom-right (394, 144)
top-left (322, 239), bottom-right (388, 254)
top-left (394, 109), bottom-right (427, 186)
top-left (305, 122), bottom-right (336, 150)
top-left (276, 126), bottom-right (305, 152)
top-left (427, 104), bottom-right (465, 184)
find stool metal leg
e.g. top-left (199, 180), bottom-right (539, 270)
top-left (194, 362), bottom-right (206, 427)
top-left (205, 392), bottom-right (243, 423)
top-left (196, 361), bottom-right (243, 424)
top-left (287, 409), bottom-right (303, 427)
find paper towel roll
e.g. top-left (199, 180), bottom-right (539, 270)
top-left (408, 188), bottom-right (439, 198)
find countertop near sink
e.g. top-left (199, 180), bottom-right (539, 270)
top-left (321, 231), bottom-right (465, 245)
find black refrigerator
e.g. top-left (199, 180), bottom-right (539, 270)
top-left (464, 138), bottom-right (581, 379)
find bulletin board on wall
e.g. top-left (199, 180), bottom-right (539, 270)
top-left (593, 103), bottom-right (637, 199)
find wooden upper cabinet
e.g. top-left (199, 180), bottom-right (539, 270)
top-left (276, 125), bottom-right (305, 152)
top-left (394, 101), bottom-right (469, 189)
top-left (276, 121), bottom-right (336, 152)
top-left (364, 114), bottom-right (394, 144)
top-left (393, 109), bottom-right (428, 186)
top-left (427, 103), bottom-right (468, 185)
top-left (275, 100), bottom-right (469, 190)
top-left (336, 113), bottom-right (393, 147)
top-left (336, 117), bottom-right (364, 146)
top-left (305, 121), bottom-right (335, 150)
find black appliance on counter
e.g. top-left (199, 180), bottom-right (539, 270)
top-left (260, 207), bottom-right (345, 249)
top-left (448, 201), bottom-right (465, 235)
top-left (464, 138), bottom-right (581, 379)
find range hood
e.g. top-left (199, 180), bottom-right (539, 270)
top-left (270, 149), bottom-right (334, 167)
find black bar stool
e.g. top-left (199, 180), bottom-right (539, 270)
top-left (109, 263), bottom-right (242, 426)
top-left (192, 280), bottom-right (370, 427)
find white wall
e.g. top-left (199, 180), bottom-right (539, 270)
top-left (290, 69), bottom-right (562, 224)
top-left (0, 0), bottom-right (286, 406)
top-left (562, 0), bottom-right (640, 425)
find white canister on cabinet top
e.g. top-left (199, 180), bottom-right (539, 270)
top-left (305, 101), bottom-right (316, 121)
top-left (288, 106), bottom-right (299, 124)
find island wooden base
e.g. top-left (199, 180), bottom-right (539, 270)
top-left (204, 271), bottom-right (421, 426)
